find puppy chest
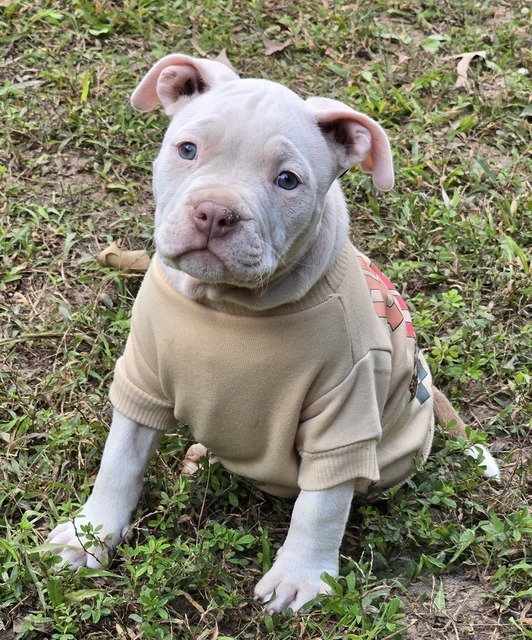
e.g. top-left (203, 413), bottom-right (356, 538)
top-left (151, 300), bottom-right (354, 458)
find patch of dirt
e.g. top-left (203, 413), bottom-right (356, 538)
top-left (465, 141), bottom-right (513, 170)
top-left (404, 574), bottom-right (511, 639)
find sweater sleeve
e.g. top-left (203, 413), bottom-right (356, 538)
top-left (109, 353), bottom-right (177, 431)
top-left (295, 349), bottom-right (391, 492)
top-left (109, 292), bottom-right (177, 432)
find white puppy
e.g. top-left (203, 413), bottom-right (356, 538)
top-left (47, 54), bottom-right (499, 613)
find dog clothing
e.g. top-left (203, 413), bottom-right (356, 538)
top-left (110, 243), bottom-right (434, 497)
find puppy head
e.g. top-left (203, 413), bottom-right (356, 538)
top-left (131, 55), bottom-right (393, 298)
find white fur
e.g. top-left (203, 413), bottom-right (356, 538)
top-left (254, 481), bottom-right (354, 612)
top-left (47, 411), bottom-right (163, 568)
top-left (466, 444), bottom-right (500, 481)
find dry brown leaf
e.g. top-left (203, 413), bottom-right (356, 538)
top-left (181, 590), bottom-right (206, 614)
top-left (262, 36), bottom-right (292, 56)
top-left (489, 5), bottom-right (513, 25)
top-left (190, 36), bottom-right (208, 57)
top-left (454, 51), bottom-right (486, 89)
top-left (302, 26), bottom-right (314, 50)
top-left (97, 242), bottom-right (151, 272)
top-left (196, 624), bottom-right (218, 640)
top-left (214, 48), bottom-right (236, 72)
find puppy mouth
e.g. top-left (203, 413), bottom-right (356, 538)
top-left (162, 247), bottom-right (267, 288)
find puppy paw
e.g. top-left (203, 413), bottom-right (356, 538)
top-left (466, 444), bottom-right (500, 480)
top-left (46, 503), bottom-right (129, 569)
top-left (254, 551), bottom-right (337, 613)
top-left (180, 443), bottom-right (217, 477)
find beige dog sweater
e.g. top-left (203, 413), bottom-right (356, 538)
top-left (110, 243), bottom-right (434, 497)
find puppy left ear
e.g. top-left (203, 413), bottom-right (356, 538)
top-left (307, 97), bottom-right (394, 191)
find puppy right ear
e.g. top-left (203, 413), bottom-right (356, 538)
top-left (130, 54), bottom-right (239, 115)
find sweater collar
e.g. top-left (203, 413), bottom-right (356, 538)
top-left (155, 242), bottom-right (351, 317)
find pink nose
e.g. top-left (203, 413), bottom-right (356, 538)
top-left (193, 201), bottom-right (240, 238)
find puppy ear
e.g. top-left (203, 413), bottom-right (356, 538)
top-left (307, 97), bottom-right (394, 191)
top-left (131, 54), bottom-right (239, 115)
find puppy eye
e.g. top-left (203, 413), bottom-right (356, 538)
top-left (276, 171), bottom-right (299, 190)
top-left (178, 142), bottom-right (197, 160)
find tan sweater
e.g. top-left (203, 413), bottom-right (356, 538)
top-left (110, 243), bottom-right (434, 497)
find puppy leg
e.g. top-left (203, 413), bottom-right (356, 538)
top-left (254, 480), bottom-right (354, 613)
top-left (433, 387), bottom-right (500, 480)
top-left (46, 409), bottom-right (164, 569)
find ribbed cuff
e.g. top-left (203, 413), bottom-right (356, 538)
top-left (298, 439), bottom-right (380, 491)
top-left (109, 358), bottom-right (176, 432)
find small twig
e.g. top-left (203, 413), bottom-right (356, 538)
top-left (72, 518), bottom-right (111, 566)
top-left (0, 331), bottom-right (96, 347)
top-left (0, 332), bottom-right (65, 346)
top-left (195, 462), bottom-right (212, 546)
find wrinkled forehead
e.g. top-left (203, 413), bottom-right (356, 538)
top-left (169, 78), bottom-right (320, 149)
top-left (210, 78), bottom-right (305, 114)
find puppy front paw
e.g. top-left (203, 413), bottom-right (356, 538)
top-left (46, 504), bottom-right (129, 570)
top-left (254, 551), bottom-right (337, 613)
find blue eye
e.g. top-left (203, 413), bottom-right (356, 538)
top-left (276, 171), bottom-right (299, 190)
top-left (178, 142), bottom-right (197, 160)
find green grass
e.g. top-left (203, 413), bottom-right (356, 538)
top-left (1, 1), bottom-right (530, 638)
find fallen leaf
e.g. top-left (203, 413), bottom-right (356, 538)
top-left (190, 36), bottom-right (208, 57)
top-left (489, 5), bottom-right (513, 25)
top-left (262, 36), bottom-right (292, 56)
top-left (214, 48), bottom-right (236, 72)
top-left (97, 242), bottom-right (151, 271)
top-left (454, 51), bottom-right (486, 89)
top-left (302, 26), bottom-right (314, 50)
